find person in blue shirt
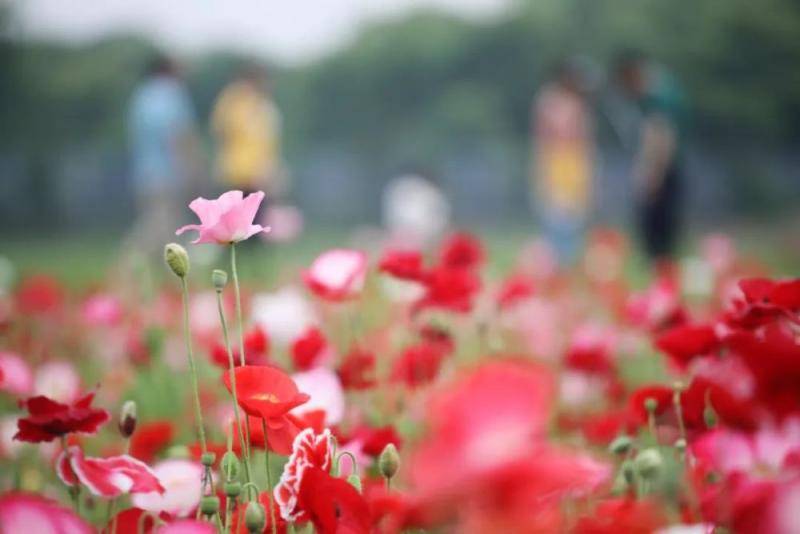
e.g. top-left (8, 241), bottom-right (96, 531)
top-left (126, 54), bottom-right (200, 259)
top-left (615, 50), bottom-right (687, 264)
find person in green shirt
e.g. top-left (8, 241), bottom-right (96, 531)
top-left (615, 50), bottom-right (687, 263)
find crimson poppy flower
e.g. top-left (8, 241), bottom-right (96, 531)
top-left (104, 507), bottom-right (170, 534)
top-left (439, 232), bottom-right (484, 270)
top-left (210, 327), bottom-right (270, 368)
top-left (574, 497), bottom-right (668, 533)
top-left (129, 420), bottom-right (175, 463)
top-left (222, 365), bottom-right (309, 421)
top-left (390, 342), bottom-right (446, 388)
top-left (274, 428), bottom-right (334, 522)
top-left (655, 323), bottom-right (719, 368)
top-left (241, 413), bottom-right (303, 455)
top-left (297, 466), bottom-right (370, 534)
top-left (291, 327), bottom-right (326, 371)
top-left (496, 273), bottom-right (536, 310)
top-left (14, 392), bottom-right (110, 443)
top-left (414, 265), bottom-right (481, 314)
top-left (378, 249), bottom-right (427, 282)
top-left (56, 446), bottom-right (164, 498)
top-left (230, 492), bottom-right (287, 534)
top-left (351, 425), bottom-right (402, 457)
top-left (729, 277), bottom-right (800, 328)
top-left (337, 348), bottom-right (376, 390)
top-left (15, 274), bottom-right (64, 316)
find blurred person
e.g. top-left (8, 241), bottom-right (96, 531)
top-left (531, 59), bottom-right (595, 266)
top-left (382, 170), bottom-right (451, 250)
top-left (615, 50), bottom-right (687, 264)
top-left (211, 63), bottom-right (284, 198)
top-left (127, 53), bottom-right (199, 260)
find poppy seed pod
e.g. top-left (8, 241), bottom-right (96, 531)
top-left (200, 495), bottom-right (220, 516)
top-left (221, 451), bottom-right (240, 481)
top-left (245, 501), bottom-right (266, 533)
top-left (634, 448), bottom-right (663, 480)
top-left (212, 269), bottom-right (228, 291)
top-left (644, 397), bottom-right (658, 414)
top-left (201, 452), bottom-right (216, 467)
top-left (379, 443), bottom-right (400, 480)
top-left (608, 435), bottom-right (633, 455)
top-left (224, 481), bottom-right (241, 498)
top-left (118, 400), bottom-right (137, 438)
top-left (164, 243), bottom-right (190, 278)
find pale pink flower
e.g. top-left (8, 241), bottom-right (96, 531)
top-left (81, 293), bottom-right (123, 327)
top-left (34, 361), bottom-right (80, 403)
top-left (0, 492), bottom-right (92, 534)
top-left (303, 249), bottom-right (367, 301)
top-left (132, 459), bottom-right (205, 518)
top-left (176, 190), bottom-right (269, 245)
top-left (252, 287), bottom-right (318, 347)
top-left (56, 446), bottom-right (164, 498)
top-left (291, 367), bottom-right (345, 426)
top-left (0, 351), bottom-right (33, 397)
top-left (262, 204), bottom-right (304, 243)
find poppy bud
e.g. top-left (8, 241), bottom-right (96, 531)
top-left (200, 495), bottom-right (219, 517)
top-left (212, 269), bottom-right (228, 291)
top-left (118, 400), bottom-right (137, 438)
top-left (608, 435), bottom-right (633, 455)
top-left (224, 481), bottom-right (241, 498)
top-left (704, 404), bottom-right (718, 429)
top-left (245, 501), bottom-right (266, 533)
top-left (164, 243), bottom-right (190, 278)
top-left (379, 443), bottom-right (400, 480)
top-left (643, 397), bottom-right (658, 414)
top-left (634, 448), bottom-right (663, 480)
top-left (221, 451), bottom-right (240, 481)
top-left (347, 474), bottom-right (362, 493)
top-left (201, 452), bottom-right (216, 467)
top-left (621, 459), bottom-right (635, 485)
top-left (674, 438), bottom-right (687, 453)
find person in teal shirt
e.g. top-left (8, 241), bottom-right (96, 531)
top-left (615, 50), bottom-right (687, 263)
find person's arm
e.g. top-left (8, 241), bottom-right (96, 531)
top-left (633, 113), bottom-right (676, 200)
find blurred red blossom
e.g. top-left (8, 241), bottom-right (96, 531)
top-left (14, 392), bottom-right (110, 443)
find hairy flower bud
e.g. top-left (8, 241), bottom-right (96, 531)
top-left (200, 495), bottom-right (220, 517)
top-left (118, 400), bottom-right (137, 438)
top-left (704, 404), bottom-right (718, 429)
top-left (379, 443), bottom-right (400, 480)
top-left (201, 452), bottom-right (216, 467)
top-left (643, 397), bottom-right (658, 414)
top-left (164, 243), bottom-right (190, 278)
top-left (212, 269), bottom-right (228, 291)
top-left (224, 481), bottom-right (241, 498)
top-left (608, 435), bottom-right (633, 455)
top-left (634, 448), bottom-right (663, 480)
top-left (245, 501), bottom-right (266, 533)
top-left (221, 451), bottom-right (240, 481)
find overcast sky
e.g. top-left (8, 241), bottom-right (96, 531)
top-left (9, 0), bottom-right (512, 64)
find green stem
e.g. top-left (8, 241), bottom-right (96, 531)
top-left (108, 498), bottom-right (118, 534)
top-left (216, 289), bottom-right (252, 483)
top-left (61, 437), bottom-right (80, 512)
top-left (230, 243), bottom-right (253, 458)
top-left (261, 419), bottom-right (278, 534)
top-left (180, 276), bottom-right (207, 452)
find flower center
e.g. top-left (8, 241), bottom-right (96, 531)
top-left (252, 392), bottom-right (279, 403)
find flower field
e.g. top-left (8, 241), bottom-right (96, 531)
top-left (1, 190), bottom-right (799, 533)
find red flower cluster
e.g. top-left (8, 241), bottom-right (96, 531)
top-left (14, 392), bottom-right (110, 443)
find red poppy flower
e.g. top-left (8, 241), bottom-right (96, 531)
top-left (14, 392), bottom-right (110, 443)
top-left (297, 466), bottom-right (370, 534)
top-left (274, 428), bottom-right (334, 522)
top-left (291, 327), bottom-right (326, 371)
top-left (129, 420), bottom-right (175, 463)
top-left (574, 498), bottom-right (668, 533)
top-left (15, 274), bottom-right (64, 316)
top-left (352, 425), bottom-right (402, 457)
top-left (378, 249), bottom-right (426, 282)
top-left (236, 414), bottom-right (302, 456)
top-left (337, 348), bottom-right (376, 390)
top-left (210, 327), bottom-right (270, 368)
top-left (104, 507), bottom-right (170, 534)
top-left (439, 232), bottom-right (484, 270)
top-left (230, 492), bottom-right (287, 534)
top-left (56, 446), bottom-right (164, 498)
top-left (414, 265), bottom-right (481, 314)
top-left (222, 365), bottom-right (310, 421)
top-left (390, 342), bottom-right (445, 388)
top-left (655, 323), bottom-right (719, 367)
top-left (496, 273), bottom-right (536, 310)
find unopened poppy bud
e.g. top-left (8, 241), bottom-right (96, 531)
top-left (347, 474), bottom-right (362, 493)
top-left (201, 452), bottom-right (216, 467)
top-left (379, 443), bottom-right (400, 480)
top-left (221, 451), bottom-right (240, 481)
top-left (212, 269), bottom-right (228, 291)
top-left (608, 435), bottom-right (633, 455)
top-left (634, 448), bottom-right (663, 480)
top-left (621, 459), bottom-right (635, 485)
top-left (224, 481), bottom-right (241, 498)
top-left (166, 445), bottom-right (190, 459)
top-left (674, 438), bottom-right (687, 453)
top-left (164, 243), bottom-right (190, 278)
top-left (118, 400), bottom-right (137, 438)
top-left (704, 404), bottom-right (718, 429)
top-left (200, 495), bottom-right (219, 516)
top-left (644, 397), bottom-right (658, 414)
top-left (245, 501), bottom-right (266, 533)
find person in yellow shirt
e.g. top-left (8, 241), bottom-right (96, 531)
top-left (211, 64), bottom-right (284, 196)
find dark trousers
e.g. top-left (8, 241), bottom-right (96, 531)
top-left (638, 163), bottom-right (682, 261)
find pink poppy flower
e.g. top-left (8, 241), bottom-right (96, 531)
top-left (274, 427), bottom-right (334, 522)
top-left (56, 445), bottom-right (165, 498)
top-left (0, 492), bottom-right (92, 534)
top-left (132, 459), bottom-right (206, 518)
top-left (0, 352), bottom-right (32, 397)
top-left (156, 520), bottom-right (216, 534)
top-left (176, 190), bottom-right (270, 244)
top-left (303, 249), bottom-right (367, 301)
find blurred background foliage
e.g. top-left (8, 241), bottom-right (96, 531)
top-left (1, 0), bottom-right (799, 232)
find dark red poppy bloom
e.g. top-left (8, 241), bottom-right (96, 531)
top-left (378, 249), bottom-right (426, 282)
top-left (297, 466), bottom-right (370, 534)
top-left (727, 277), bottom-right (800, 328)
top-left (129, 420), bottom-right (175, 463)
top-left (337, 348), bottom-right (376, 390)
top-left (439, 232), bottom-right (484, 270)
top-left (352, 425), bottom-right (403, 457)
top-left (222, 366), bottom-right (309, 421)
top-left (574, 497), bottom-right (668, 533)
top-left (654, 323), bottom-right (719, 368)
top-left (210, 327), bottom-right (270, 368)
top-left (291, 327), bottom-right (326, 371)
top-left (15, 274), bottom-right (64, 316)
top-left (496, 273), bottom-right (536, 310)
top-left (14, 392), bottom-right (110, 443)
top-left (414, 265), bottom-right (481, 314)
top-left (390, 342), bottom-right (445, 388)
